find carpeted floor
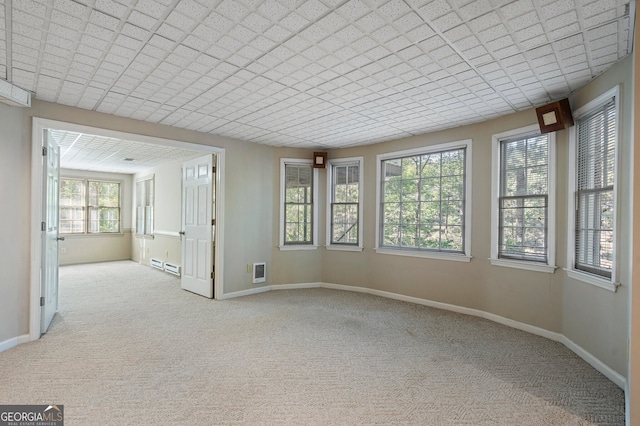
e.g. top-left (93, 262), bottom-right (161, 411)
top-left (0, 261), bottom-right (625, 425)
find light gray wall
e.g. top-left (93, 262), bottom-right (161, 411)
top-left (58, 169), bottom-right (133, 266)
top-left (0, 102), bottom-right (30, 343)
top-left (561, 56), bottom-right (633, 377)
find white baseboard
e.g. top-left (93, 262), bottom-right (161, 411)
top-left (0, 334), bottom-right (30, 353)
top-left (222, 281), bottom-right (626, 389)
top-left (219, 285), bottom-right (271, 300)
top-left (271, 282), bottom-right (322, 291)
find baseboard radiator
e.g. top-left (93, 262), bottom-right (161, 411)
top-left (150, 258), bottom-right (164, 270)
top-left (150, 258), bottom-right (181, 277)
top-left (164, 262), bottom-right (181, 277)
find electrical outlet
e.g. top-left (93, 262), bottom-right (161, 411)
top-left (247, 264), bottom-right (252, 273)
top-left (165, 251), bottom-right (169, 258)
top-left (61, 248), bottom-right (67, 254)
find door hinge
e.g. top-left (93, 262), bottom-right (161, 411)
top-left (40, 297), bottom-right (45, 306)
top-left (211, 271), bottom-right (214, 279)
top-left (212, 166), bottom-right (216, 173)
top-left (41, 222), bottom-right (46, 231)
top-left (42, 146), bottom-right (47, 156)
top-left (212, 219), bottom-right (215, 226)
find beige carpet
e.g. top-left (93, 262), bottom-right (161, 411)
top-left (0, 261), bottom-right (624, 425)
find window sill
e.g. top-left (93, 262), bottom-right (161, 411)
top-left (326, 245), bottom-right (364, 252)
top-left (565, 269), bottom-right (620, 292)
top-left (375, 247), bottom-right (471, 262)
top-left (490, 258), bottom-right (556, 273)
top-left (60, 233), bottom-right (126, 238)
top-left (135, 234), bottom-right (155, 240)
top-left (278, 245), bottom-right (319, 251)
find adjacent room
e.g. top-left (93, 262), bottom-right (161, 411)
top-left (0, 0), bottom-right (638, 424)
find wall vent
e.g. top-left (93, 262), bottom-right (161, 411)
top-left (253, 262), bottom-right (266, 284)
top-left (164, 262), bottom-right (181, 277)
top-left (150, 258), bottom-right (164, 270)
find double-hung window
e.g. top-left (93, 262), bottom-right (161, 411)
top-left (327, 157), bottom-right (363, 250)
top-left (136, 175), bottom-right (154, 236)
top-left (280, 159), bottom-right (318, 249)
top-left (490, 125), bottom-right (556, 272)
top-left (376, 140), bottom-right (472, 261)
top-left (59, 178), bottom-right (121, 234)
top-left (568, 87), bottom-right (619, 290)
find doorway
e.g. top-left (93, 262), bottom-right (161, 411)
top-left (30, 118), bottom-right (226, 340)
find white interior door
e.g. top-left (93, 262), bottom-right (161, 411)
top-left (42, 129), bottom-right (61, 333)
top-left (181, 154), bottom-right (215, 298)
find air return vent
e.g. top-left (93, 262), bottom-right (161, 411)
top-left (252, 262), bottom-right (266, 284)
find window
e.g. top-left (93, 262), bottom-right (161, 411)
top-left (280, 159), bottom-right (318, 249)
top-left (376, 140), bottom-right (472, 261)
top-left (59, 178), bottom-right (85, 234)
top-left (568, 87), bottom-right (618, 289)
top-left (490, 125), bottom-right (556, 272)
top-left (136, 176), bottom-right (154, 236)
top-left (59, 178), bottom-right (121, 234)
top-left (327, 157), bottom-right (363, 250)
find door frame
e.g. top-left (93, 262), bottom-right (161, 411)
top-left (29, 117), bottom-right (226, 341)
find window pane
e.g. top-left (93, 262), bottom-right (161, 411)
top-left (59, 179), bottom-right (85, 233)
top-left (89, 181), bottom-right (119, 207)
top-left (499, 134), bottom-right (549, 262)
top-left (284, 163), bottom-right (313, 244)
top-left (381, 147), bottom-right (466, 253)
top-left (575, 98), bottom-right (616, 278)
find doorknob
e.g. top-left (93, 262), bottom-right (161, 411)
top-left (57, 236), bottom-right (65, 241)
top-left (179, 231), bottom-right (185, 235)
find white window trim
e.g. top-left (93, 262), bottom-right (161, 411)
top-left (566, 85), bottom-right (620, 292)
top-left (326, 156), bottom-right (364, 252)
top-left (279, 158), bottom-right (319, 250)
top-left (135, 174), bottom-right (155, 238)
top-left (375, 139), bottom-right (472, 262)
top-left (60, 176), bottom-right (123, 235)
top-left (489, 124), bottom-right (557, 273)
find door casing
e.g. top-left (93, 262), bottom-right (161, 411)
top-left (29, 117), bottom-right (226, 341)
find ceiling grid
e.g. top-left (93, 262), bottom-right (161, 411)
top-left (0, 0), bottom-right (633, 167)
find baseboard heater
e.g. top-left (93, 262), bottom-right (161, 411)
top-left (150, 258), bottom-right (164, 270)
top-left (164, 262), bottom-right (181, 277)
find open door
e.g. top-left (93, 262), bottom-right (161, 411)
top-left (181, 154), bottom-right (215, 298)
top-left (41, 129), bottom-right (61, 333)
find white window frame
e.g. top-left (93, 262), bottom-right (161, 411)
top-left (135, 174), bottom-right (154, 238)
top-left (326, 157), bottom-right (364, 252)
top-left (59, 177), bottom-right (123, 235)
top-left (279, 158), bottom-right (319, 250)
top-left (490, 125), bottom-right (556, 273)
top-left (375, 140), bottom-right (472, 262)
top-left (566, 86), bottom-right (620, 292)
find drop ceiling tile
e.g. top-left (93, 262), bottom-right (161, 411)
top-left (546, 11), bottom-right (578, 33)
top-left (259, 0), bottom-right (291, 21)
top-left (500, 0), bottom-right (535, 20)
top-left (432, 11), bottom-right (463, 32)
top-left (175, 0), bottom-right (209, 19)
top-left (296, 0), bottom-right (330, 21)
top-left (12, 12), bottom-right (44, 34)
top-left (405, 23), bottom-right (436, 43)
top-left (379, 0), bottom-right (412, 20)
top-left (469, 10), bottom-right (501, 33)
top-left (264, 24), bottom-right (293, 42)
top-left (336, 0), bottom-right (370, 21)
